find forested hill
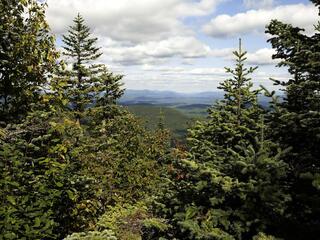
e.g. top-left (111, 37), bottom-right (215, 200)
top-left (1, 1), bottom-right (320, 240)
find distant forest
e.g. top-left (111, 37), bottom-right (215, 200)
top-left (1, 0), bottom-right (320, 240)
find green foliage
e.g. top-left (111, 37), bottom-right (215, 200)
top-left (60, 14), bottom-right (124, 122)
top-left (80, 110), bottom-right (170, 203)
top-left (98, 201), bottom-right (168, 240)
top-left (96, 66), bottom-right (125, 106)
top-left (0, 110), bottom-right (88, 239)
top-left (252, 232), bottom-right (280, 240)
top-left (157, 108), bottom-right (165, 131)
top-left (265, 1), bottom-right (320, 238)
top-left (126, 104), bottom-right (191, 140)
top-left (2, 1), bottom-right (319, 239)
top-left (152, 40), bottom-right (288, 239)
top-left (0, 4), bottom-right (169, 238)
top-left (62, 13), bottom-right (102, 63)
top-left (64, 230), bottom-right (117, 240)
top-left (66, 201), bottom-right (169, 240)
top-left (0, 0), bottom-right (59, 123)
top-left (88, 66), bottom-right (125, 123)
top-left (61, 13), bottom-right (103, 121)
top-left (0, 100), bottom-right (168, 240)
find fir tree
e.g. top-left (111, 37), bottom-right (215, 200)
top-left (61, 13), bottom-right (103, 122)
top-left (93, 65), bottom-right (125, 120)
top-left (153, 40), bottom-right (288, 239)
top-left (266, 1), bottom-right (320, 238)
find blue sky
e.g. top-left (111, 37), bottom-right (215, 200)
top-left (45, 0), bottom-right (318, 92)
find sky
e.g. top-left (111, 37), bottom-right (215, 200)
top-left (45, 0), bottom-right (319, 93)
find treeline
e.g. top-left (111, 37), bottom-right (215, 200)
top-left (0, 0), bottom-right (319, 239)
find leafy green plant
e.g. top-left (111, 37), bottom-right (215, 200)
top-left (0, 0), bottom-right (59, 123)
top-left (64, 230), bottom-right (117, 240)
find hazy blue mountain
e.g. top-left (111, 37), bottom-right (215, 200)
top-left (119, 89), bottom-right (277, 107)
top-left (119, 89), bottom-right (224, 106)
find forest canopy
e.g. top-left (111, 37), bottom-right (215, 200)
top-left (0, 0), bottom-right (320, 239)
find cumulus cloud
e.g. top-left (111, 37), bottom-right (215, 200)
top-left (203, 3), bottom-right (319, 38)
top-left (99, 36), bottom-right (212, 66)
top-left (246, 48), bottom-right (278, 65)
top-left (46, 0), bottom-right (222, 43)
top-left (45, 0), bottom-right (225, 68)
top-left (209, 47), bottom-right (277, 66)
top-left (243, 0), bottom-right (275, 9)
top-left (44, 0), bottom-right (290, 92)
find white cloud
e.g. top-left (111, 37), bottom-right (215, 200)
top-left (44, 0), bottom-right (289, 92)
top-left (100, 40), bottom-right (236, 66)
top-left (246, 48), bottom-right (278, 65)
top-left (100, 36), bottom-right (212, 66)
top-left (124, 65), bottom-right (288, 92)
top-left (243, 0), bottom-right (274, 9)
top-left (208, 47), bottom-right (278, 66)
top-left (46, 0), bottom-right (222, 43)
top-left (46, 0), bottom-right (224, 68)
top-left (203, 3), bottom-right (319, 38)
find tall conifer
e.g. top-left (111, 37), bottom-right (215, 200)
top-left (154, 40), bottom-right (288, 239)
top-left (266, 1), bottom-right (320, 238)
top-left (61, 13), bottom-right (103, 122)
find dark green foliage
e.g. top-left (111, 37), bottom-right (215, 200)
top-left (61, 14), bottom-right (124, 122)
top-left (61, 13), bottom-right (103, 121)
top-left (62, 13), bottom-right (102, 63)
top-left (152, 40), bottom-right (288, 239)
top-left (80, 111), bottom-right (168, 203)
top-left (265, 1), bottom-right (320, 238)
top-left (96, 66), bottom-right (125, 106)
top-left (65, 230), bottom-right (117, 240)
top-left (0, 110), bottom-right (100, 239)
top-left (126, 104), bottom-right (191, 140)
top-left (311, 0), bottom-right (320, 10)
top-left (0, 103), bottom-right (169, 240)
top-left (0, 0), bottom-right (58, 123)
top-left (90, 66), bottom-right (125, 121)
top-left (65, 201), bottom-right (169, 240)
top-left (2, 1), bottom-right (320, 239)
top-left (157, 108), bottom-right (165, 131)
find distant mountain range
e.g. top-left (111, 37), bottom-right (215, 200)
top-left (119, 89), bottom-right (225, 106)
top-left (119, 89), bottom-right (274, 108)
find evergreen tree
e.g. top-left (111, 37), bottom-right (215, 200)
top-left (61, 13), bottom-right (103, 122)
top-left (153, 40), bottom-right (288, 239)
top-left (0, 0), bottom-right (58, 124)
top-left (157, 107), bottom-right (165, 131)
top-left (93, 65), bottom-right (125, 121)
top-left (96, 66), bottom-right (124, 106)
top-left (265, 1), bottom-right (320, 238)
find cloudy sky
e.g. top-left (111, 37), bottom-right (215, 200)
top-left (45, 0), bottom-right (319, 92)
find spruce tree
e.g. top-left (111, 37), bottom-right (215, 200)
top-left (0, 0), bottom-right (58, 124)
top-left (61, 13), bottom-right (103, 122)
top-left (153, 40), bottom-right (288, 239)
top-left (266, 0), bottom-right (320, 238)
top-left (157, 107), bottom-right (165, 131)
top-left (93, 65), bottom-right (125, 120)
